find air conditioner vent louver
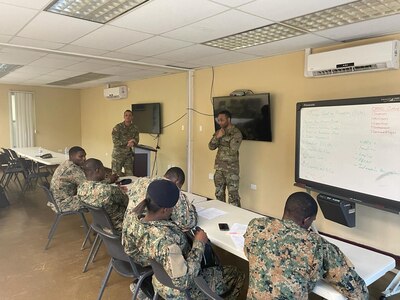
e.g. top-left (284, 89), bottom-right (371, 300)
top-left (305, 40), bottom-right (399, 77)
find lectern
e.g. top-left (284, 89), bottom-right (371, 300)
top-left (133, 144), bottom-right (157, 177)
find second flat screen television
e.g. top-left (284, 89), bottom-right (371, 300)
top-left (131, 103), bottom-right (161, 134)
top-left (213, 93), bottom-right (272, 141)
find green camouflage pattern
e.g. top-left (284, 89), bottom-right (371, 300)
top-left (214, 170), bottom-right (240, 207)
top-left (77, 180), bottom-right (128, 232)
top-left (112, 121), bottom-right (139, 176)
top-left (123, 176), bottom-right (197, 233)
top-left (122, 214), bottom-right (244, 299)
top-left (50, 160), bottom-right (85, 212)
top-left (244, 217), bottom-right (369, 300)
top-left (208, 125), bottom-right (242, 206)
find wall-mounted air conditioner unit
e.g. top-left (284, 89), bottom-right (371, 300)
top-left (305, 40), bottom-right (399, 77)
top-left (104, 86), bottom-right (128, 99)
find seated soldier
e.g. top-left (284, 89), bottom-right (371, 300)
top-left (125, 179), bottom-right (244, 299)
top-left (50, 146), bottom-right (86, 212)
top-left (122, 166), bottom-right (197, 249)
top-left (244, 192), bottom-right (369, 300)
top-left (78, 158), bottom-right (128, 232)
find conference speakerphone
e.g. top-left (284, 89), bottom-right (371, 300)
top-left (317, 194), bottom-right (356, 228)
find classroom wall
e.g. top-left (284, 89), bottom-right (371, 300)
top-left (80, 72), bottom-right (188, 187)
top-left (0, 84), bottom-right (81, 151)
top-left (191, 33), bottom-right (400, 255)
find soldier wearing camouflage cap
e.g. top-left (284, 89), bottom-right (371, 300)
top-left (111, 110), bottom-right (139, 176)
top-left (208, 110), bottom-right (242, 207)
top-left (123, 179), bottom-right (244, 299)
top-left (244, 192), bottom-right (368, 300)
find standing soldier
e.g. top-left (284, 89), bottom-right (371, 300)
top-left (208, 110), bottom-right (243, 207)
top-left (112, 110), bottom-right (139, 176)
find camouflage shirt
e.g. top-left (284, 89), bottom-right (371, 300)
top-left (244, 217), bottom-right (369, 300)
top-left (123, 176), bottom-right (197, 233)
top-left (122, 214), bottom-right (204, 299)
top-left (112, 121), bottom-right (139, 154)
top-left (77, 180), bottom-right (128, 232)
top-left (50, 160), bottom-right (86, 212)
top-left (208, 125), bottom-right (242, 173)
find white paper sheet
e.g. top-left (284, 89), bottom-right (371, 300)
top-left (229, 223), bottom-right (248, 235)
top-left (197, 208), bottom-right (227, 220)
top-left (230, 234), bottom-right (245, 250)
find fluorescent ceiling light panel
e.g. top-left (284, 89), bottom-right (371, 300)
top-left (204, 23), bottom-right (306, 50)
top-left (45, 0), bottom-right (149, 24)
top-left (283, 0), bottom-right (400, 32)
top-left (0, 63), bottom-right (23, 78)
top-left (47, 72), bottom-right (111, 86)
top-left (203, 0), bottom-right (400, 50)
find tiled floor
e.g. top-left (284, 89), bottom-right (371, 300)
top-left (0, 181), bottom-right (398, 300)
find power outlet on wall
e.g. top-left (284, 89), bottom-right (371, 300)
top-left (208, 173), bottom-right (214, 180)
top-left (250, 184), bottom-right (257, 190)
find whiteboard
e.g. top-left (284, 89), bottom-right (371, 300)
top-left (295, 95), bottom-right (400, 213)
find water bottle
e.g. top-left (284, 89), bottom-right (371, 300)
top-left (38, 147), bottom-right (43, 155)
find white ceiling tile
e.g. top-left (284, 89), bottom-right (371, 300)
top-left (72, 25), bottom-right (153, 51)
top-left (0, 48), bottom-right (46, 64)
top-left (18, 11), bottom-right (102, 44)
top-left (0, 3), bottom-right (38, 35)
top-left (2, 72), bottom-right (35, 80)
top-left (14, 65), bottom-right (58, 75)
top-left (138, 56), bottom-right (183, 66)
top-left (59, 45), bottom-right (109, 56)
top-left (156, 44), bottom-right (227, 62)
top-left (0, 34), bottom-right (12, 43)
top-left (163, 9), bottom-right (271, 43)
top-left (47, 69), bottom-right (85, 77)
top-left (96, 65), bottom-right (145, 75)
top-left (63, 61), bottom-right (115, 72)
top-left (28, 56), bottom-right (80, 68)
top-left (45, 53), bottom-right (86, 62)
top-left (190, 51), bottom-right (259, 66)
top-left (211, 0), bottom-right (255, 7)
top-left (102, 51), bottom-right (147, 61)
top-left (10, 37), bottom-right (65, 50)
top-left (0, 0), bottom-right (50, 10)
top-left (316, 15), bottom-right (400, 42)
top-left (111, 0), bottom-right (228, 34)
top-left (118, 36), bottom-right (192, 56)
top-left (238, 0), bottom-right (355, 22)
top-left (238, 34), bottom-right (336, 56)
top-left (84, 58), bottom-right (122, 67)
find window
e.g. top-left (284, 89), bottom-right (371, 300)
top-left (9, 91), bottom-right (35, 147)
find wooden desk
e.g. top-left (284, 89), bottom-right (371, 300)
top-left (13, 147), bottom-right (66, 166)
top-left (194, 200), bottom-right (396, 300)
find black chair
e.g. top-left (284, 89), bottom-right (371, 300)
top-left (1, 148), bottom-right (25, 190)
top-left (81, 203), bottom-right (119, 273)
top-left (91, 224), bottom-right (153, 300)
top-left (149, 259), bottom-right (223, 300)
top-left (39, 184), bottom-right (90, 250)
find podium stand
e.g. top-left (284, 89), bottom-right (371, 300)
top-left (133, 144), bottom-right (157, 177)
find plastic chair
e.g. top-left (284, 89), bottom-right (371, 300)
top-left (91, 224), bottom-right (153, 300)
top-left (81, 203), bottom-right (119, 273)
top-left (39, 184), bottom-right (90, 250)
top-left (149, 259), bottom-right (223, 300)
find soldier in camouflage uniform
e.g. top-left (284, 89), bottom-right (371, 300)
top-left (50, 146), bottom-right (86, 212)
top-left (244, 192), bottom-right (369, 300)
top-left (123, 179), bottom-right (244, 300)
top-left (122, 167), bottom-right (197, 251)
top-left (78, 158), bottom-right (128, 232)
top-left (208, 110), bottom-right (242, 207)
top-left (112, 110), bottom-right (139, 176)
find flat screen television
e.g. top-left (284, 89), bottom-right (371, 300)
top-left (295, 94), bottom-right (400, 213)
top-left (131, 103), bottom-right (161, 134)
top-left (212, 93), bottom-right (272, 141)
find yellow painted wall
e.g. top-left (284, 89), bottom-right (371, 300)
top-left (0, 84), bottom-right (81, 151)
top-left (192, 34), bottom-right (400, 254)
top-left (80, 72), bottom-right (188, 187)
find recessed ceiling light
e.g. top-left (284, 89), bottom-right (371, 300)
top-left (203, 0), bottom-right (400, 50)
top-left (0, 63), bottom-right (22, 78)
top-left (45, 0), bottom-right (149, 24)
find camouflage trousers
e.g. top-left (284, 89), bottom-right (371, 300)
top-left (48, 195), bottom-right (84, 212)
top-left (214, 170), bottom-right (241, 207)
top-left (154, 265), bottom-right (245, 300)
top-left (112, 150), bottom-right (134, 176)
